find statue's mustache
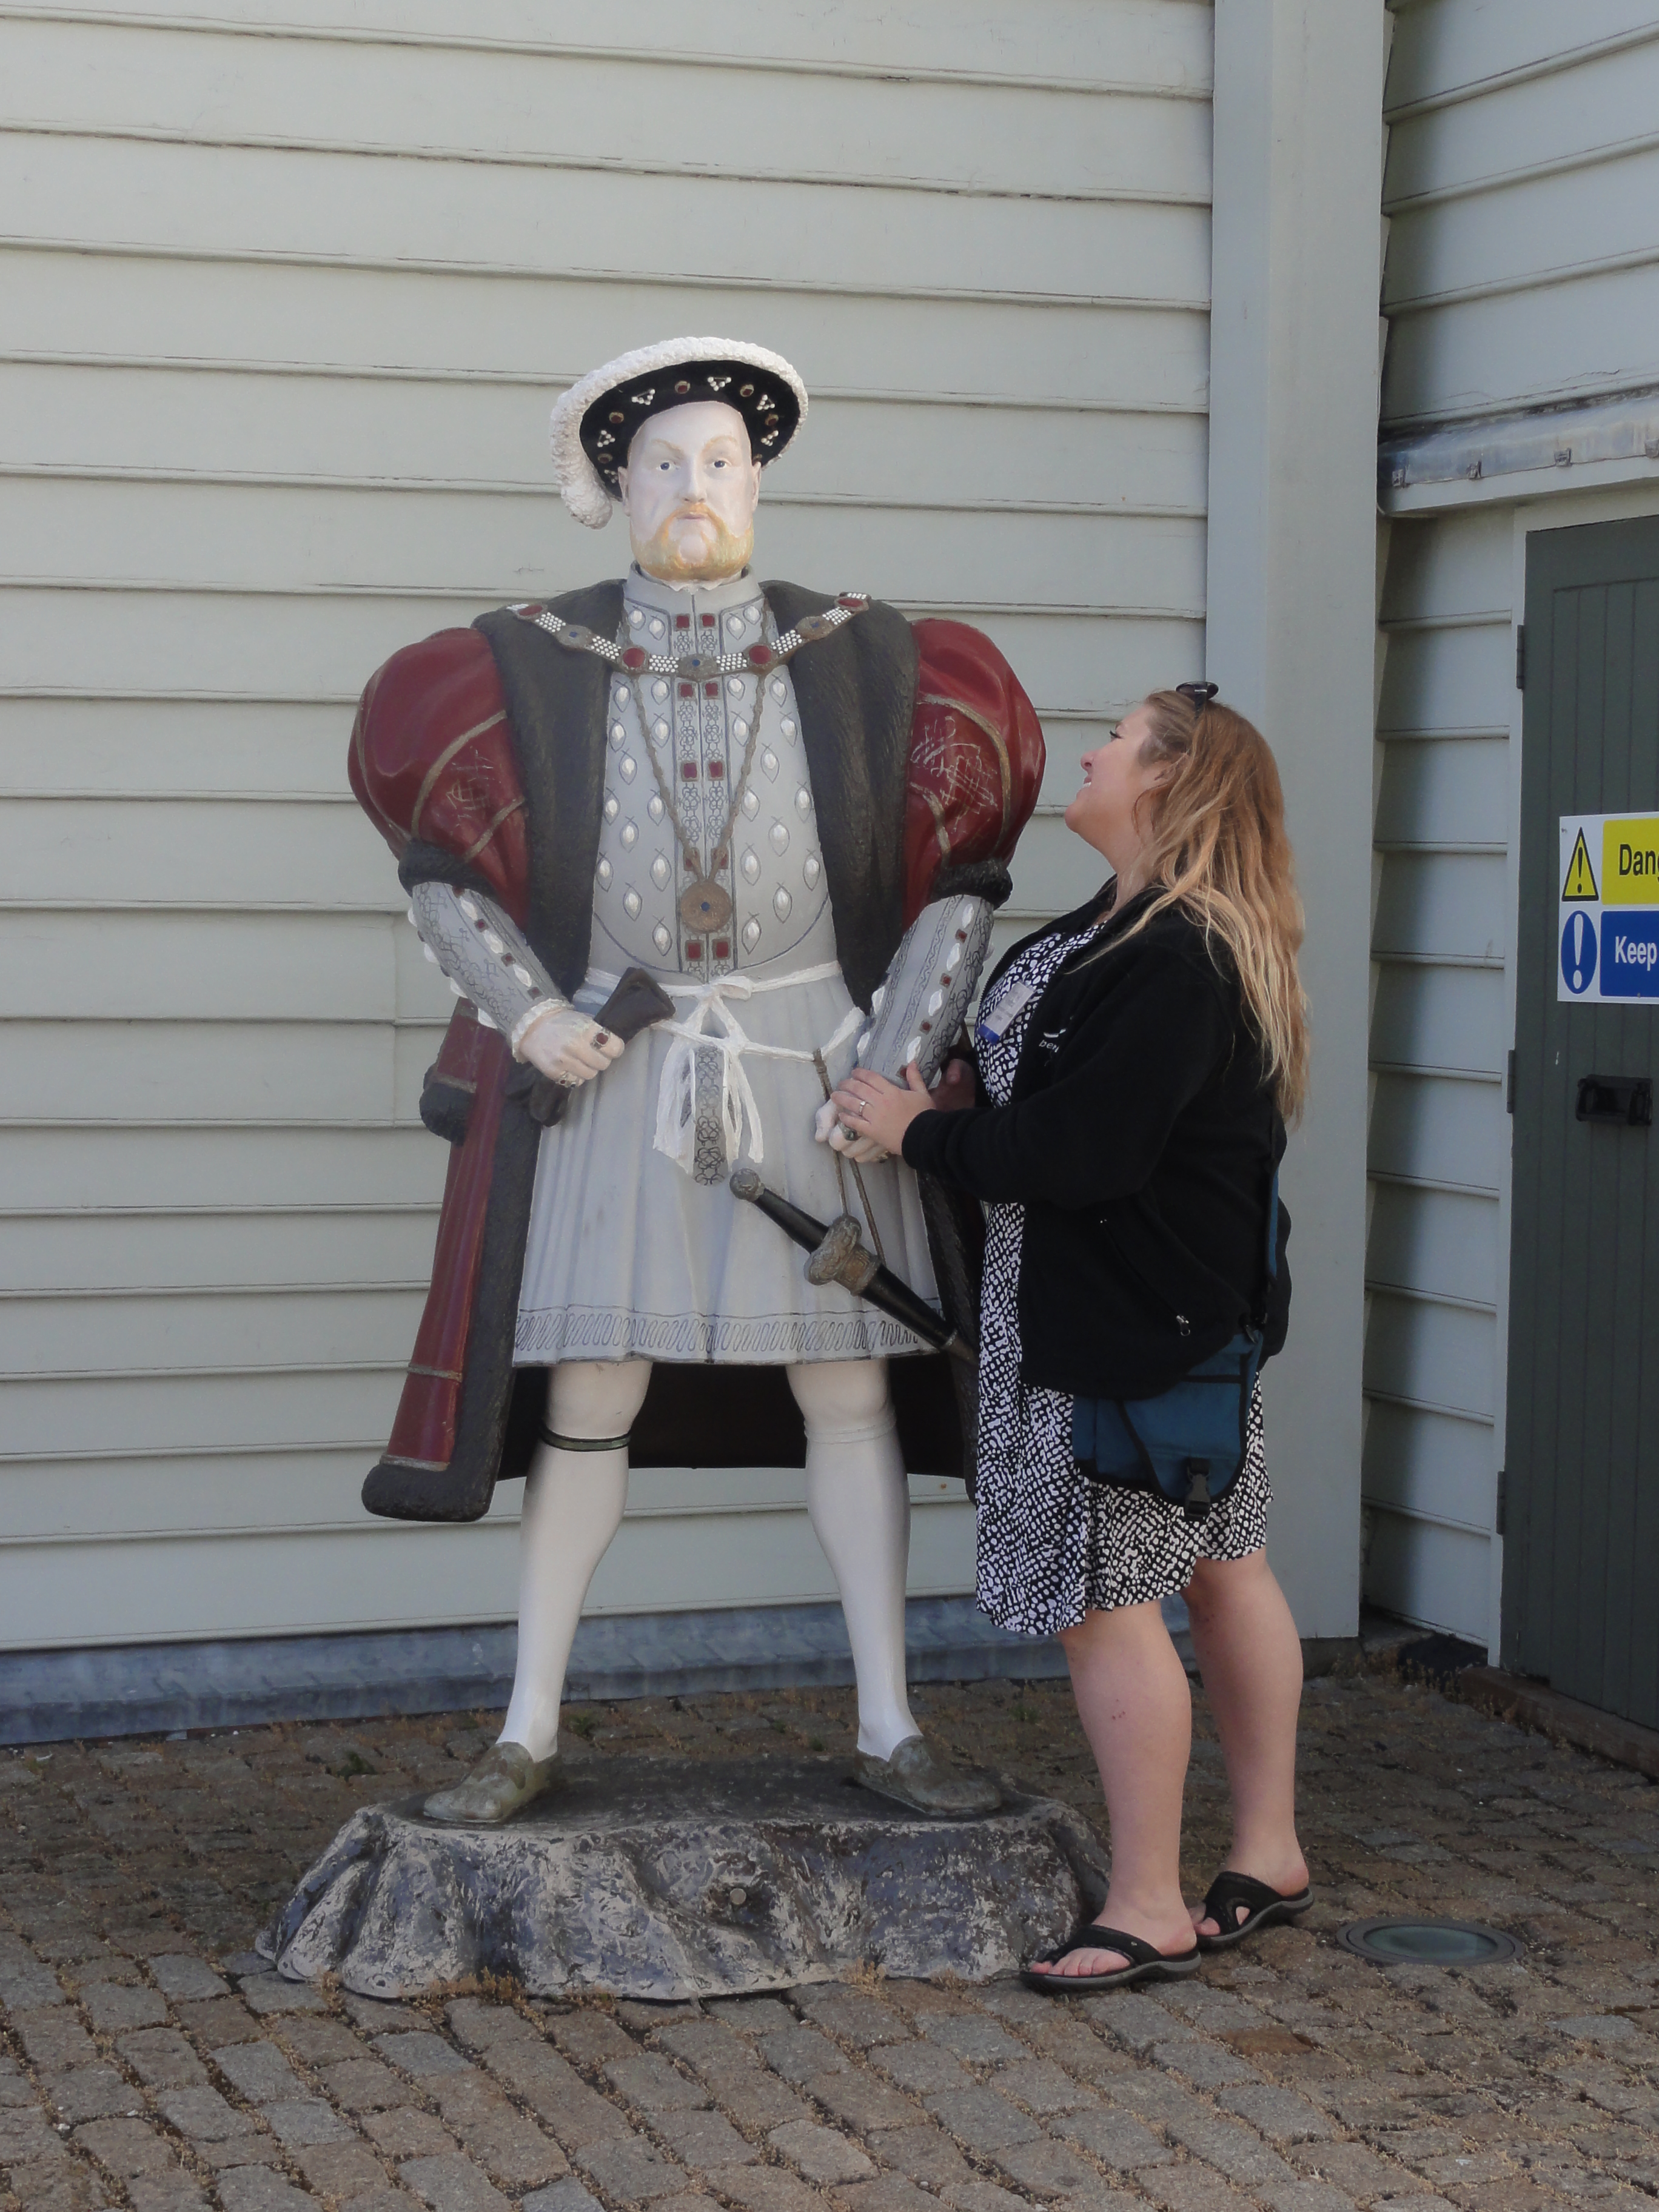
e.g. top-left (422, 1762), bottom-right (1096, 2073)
top-left (634, 503), bottom-right (753, 582)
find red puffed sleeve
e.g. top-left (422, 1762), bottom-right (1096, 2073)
top-left (347, 626), bottom-right (532, 925)
top-left (902, 618), bottom-right (1045, 928)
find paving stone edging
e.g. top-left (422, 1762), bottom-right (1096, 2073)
top-left (1456, 1667), bottom-right (1659, 1786)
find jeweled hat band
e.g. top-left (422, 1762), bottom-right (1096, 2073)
top-left (578, 358), bottom-right (803, 490)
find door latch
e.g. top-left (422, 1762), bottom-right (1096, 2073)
top-left (1575, 1074), bottom-right (1654, 1127)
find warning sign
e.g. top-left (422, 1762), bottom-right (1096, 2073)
top-left (1559, 812), bottom-right (1659, 1002)
top-left (1603, 816), bottom-right (1659, 905)
top-left (1561, 909), bottom-right (1597, 994)
top-left (1562, 828), bottom-right (1598, 901)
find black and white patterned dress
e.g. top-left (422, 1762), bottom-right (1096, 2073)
top-left (973, 915), bottom-right (1271, 1637)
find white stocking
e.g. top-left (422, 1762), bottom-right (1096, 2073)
top-left (788, 1358), bottom-right (919, 1760)
top-left (497, 1358), bottom-right (652, 1762)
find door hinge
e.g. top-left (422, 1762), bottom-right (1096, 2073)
top-left (1495, 1467), bottom-right (1506, 1537)
top-left (1506, 1049), bottom-right (1516, 1113)
top-left (1515, 625), bottom-right (1527, 689)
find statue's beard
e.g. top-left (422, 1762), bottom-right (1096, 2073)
top-left (633, 506), bottom-right (754, 583)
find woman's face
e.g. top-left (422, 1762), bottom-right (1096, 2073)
top-left (1065, 704), bottom-right (1169, 880)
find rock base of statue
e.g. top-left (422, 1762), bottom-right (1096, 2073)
top-left (260, 1755), bottom-right (1108, 2000)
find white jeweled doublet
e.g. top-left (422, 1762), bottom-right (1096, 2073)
top-left (591, 569), bottom-right (829, 977)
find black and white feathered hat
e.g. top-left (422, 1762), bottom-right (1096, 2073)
top-left (549, 337), bottom-right (807, 528)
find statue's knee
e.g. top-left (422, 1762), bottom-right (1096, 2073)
top-left (546, 1358), bottom-right (652, 1441)
top-left (786, 1358), bottom-right (894, 1444)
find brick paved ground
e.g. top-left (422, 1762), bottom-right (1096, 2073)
top-left (4, 1663), bottom-right (1658, 2212)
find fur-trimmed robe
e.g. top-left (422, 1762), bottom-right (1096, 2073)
top-left (349, 581), bottom-right (1044, 1521)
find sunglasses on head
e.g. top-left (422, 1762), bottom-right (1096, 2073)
top-left (1175, 682), bottom-right (1219, 708)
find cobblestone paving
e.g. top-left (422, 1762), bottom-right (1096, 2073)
top-left (4, 1666), bottom-right (1658, 2212)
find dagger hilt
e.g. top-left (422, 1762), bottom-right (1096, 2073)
top-left (729, 1167), bottom-right (965, 1358)
top-left (802, 1212), bottom-right (880, 1296)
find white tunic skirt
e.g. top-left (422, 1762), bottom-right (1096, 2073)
top-left (512, 944), bottom-right (939, 1367)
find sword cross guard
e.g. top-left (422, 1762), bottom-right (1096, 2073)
top-left (803, 1213), bottom-right (880, 1296)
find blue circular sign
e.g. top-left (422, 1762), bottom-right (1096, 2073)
top-left (1562, 910), bottom-right (1597, 994)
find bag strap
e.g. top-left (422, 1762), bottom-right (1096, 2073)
top-left (1250, 1159), bottom-right (1281, 1332)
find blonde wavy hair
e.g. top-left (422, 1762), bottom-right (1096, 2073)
top-left (1103, 689), bottom-right (1310, 1122)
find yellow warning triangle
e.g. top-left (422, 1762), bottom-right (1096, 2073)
top-left (1563, 827), bottom-right (1598, 901)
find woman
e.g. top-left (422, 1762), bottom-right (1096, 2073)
top-left (832, 684), bottom-right (1312, 1991)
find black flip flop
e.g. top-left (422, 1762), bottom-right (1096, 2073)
top-left (1022, 1923), bottom-right (1202, 1994)
top-left (1195, 1872), bottom-right (1313, 1951)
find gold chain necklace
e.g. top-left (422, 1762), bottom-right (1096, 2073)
top-left (511, 588), bottom-right (871, 939)
top-left (514, 590), bottom-right (868, 679)
top-left (624, 634), bottom-right (769, 934)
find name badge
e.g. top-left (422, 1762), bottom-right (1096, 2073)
top-left (975, 979), bottom-right (1036, 1045)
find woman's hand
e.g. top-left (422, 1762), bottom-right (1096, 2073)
top-left (830, 1061), bottom-right (937, 1155)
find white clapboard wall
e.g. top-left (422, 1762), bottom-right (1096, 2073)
top-left (1369, 0), bottom-right (1659, 1641)
top-left (0, 0), bottom-right (1213, 1649)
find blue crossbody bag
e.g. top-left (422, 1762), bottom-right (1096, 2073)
top-left (1070, 1170), bottom-right (1280, 1523)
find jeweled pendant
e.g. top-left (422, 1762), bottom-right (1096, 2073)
top-left (679, 877), bottom-right (732, 931)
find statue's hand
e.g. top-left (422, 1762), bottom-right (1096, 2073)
top-left (517, 1004), bottom-right (625, 1086)
top-left (814, 1093), bottom-right (890, 1165)
top-left (931, 1053), bottom-right (979, 1111)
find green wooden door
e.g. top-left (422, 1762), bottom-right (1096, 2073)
top-left (1505, 514), bottom-right (1659, 1722)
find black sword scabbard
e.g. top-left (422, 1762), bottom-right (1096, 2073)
top-left (728, 1170), bottom-right (830, 1253)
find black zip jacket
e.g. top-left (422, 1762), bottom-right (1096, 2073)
top-left (902, 885), bottom-right (1292, 1401)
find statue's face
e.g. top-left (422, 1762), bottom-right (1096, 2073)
top-left (617, 400), bottom-right (762, 584)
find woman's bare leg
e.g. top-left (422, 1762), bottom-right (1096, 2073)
top-left (1027, 1600), bottom-right (1198, 1979)
top-left (1182, 1548), bottom-right (1309, 1934)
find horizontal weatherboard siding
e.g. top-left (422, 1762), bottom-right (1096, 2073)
top-left (1367, 500), bottom-right (1512, 1640)
top-left (1, 0), bottom-right (1213, 1652)
top-left (1382, 2), bottom-right (1659, 427)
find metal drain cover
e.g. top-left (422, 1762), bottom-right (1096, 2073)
top-left (1339, 1916), bottom-right (1518, 1965)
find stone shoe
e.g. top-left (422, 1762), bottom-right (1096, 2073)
top-left (854, 1734), bottom-right (1002, 1818)
top-left (422, 1741), bottom-right (558, 1825)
